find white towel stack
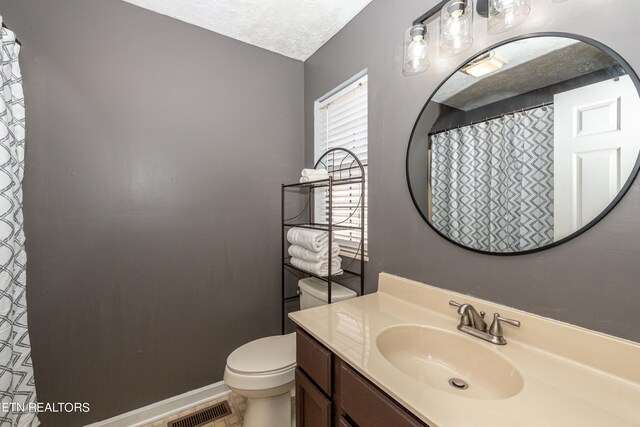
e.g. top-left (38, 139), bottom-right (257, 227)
top-left (287, 227), bottom-right (343, 277)
top-left (289, 243), bottom-right (340, 262)
top-left (299, 168), bottom-right (329, 183)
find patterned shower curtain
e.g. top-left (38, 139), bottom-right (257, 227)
top-left (430, 106), bottom-right (554, 252)
top-left (0, 22), bottom-right (39, 427)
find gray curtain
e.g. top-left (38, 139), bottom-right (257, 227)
top-left (0, 22), bottom-right (39, 427)
top-left (430, 106), bottom-right (554, 252)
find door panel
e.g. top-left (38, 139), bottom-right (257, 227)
top-left (296, 368), bottom-right (331, 427)
top-left (338, 362), bottom-right (425, 427)
top-left (554, 75), bottom-right (640, 239)
top-left (575, 98), bottom-right (620, 137)
top-left (574, 149), bottom-right (620, 228)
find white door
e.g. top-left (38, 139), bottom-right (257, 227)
top-left (553, 74), bottom-right (640, 240)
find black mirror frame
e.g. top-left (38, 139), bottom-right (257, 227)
top-left (406, 32), bottom-right (640, 256)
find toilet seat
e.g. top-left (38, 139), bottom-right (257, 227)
top-left (224, 333), bottom-right (296, 392)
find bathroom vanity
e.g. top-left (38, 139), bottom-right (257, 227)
top-left (289, 273), bottom-right (640, 427)
top-left (289, 33), bottom-right (640, 427)
top-left (296, 328), bottom-right (425, 427)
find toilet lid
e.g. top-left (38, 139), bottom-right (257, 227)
top-left (227, 333), bottom-right (296, 375)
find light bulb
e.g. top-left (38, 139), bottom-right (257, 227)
top-left (487, 0), bottom-right (531, 34)
top-left (446, 18), bottom-right (464, 49)
top-left (403, 24), bottom-right (429, 75)
top-left (440, 0), bottom-right (473, 55)
top-left (447, 16), bottom-right (464, 34)
top-left (504, 7), bottom-right (514, 26)
top-left (407, 36), bottom-right (427, 69)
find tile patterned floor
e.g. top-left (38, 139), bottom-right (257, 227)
top-left (144, 392), bottom-right (246, 427)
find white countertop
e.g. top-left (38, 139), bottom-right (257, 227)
top-left (289, 273), bottom-right (640, 427)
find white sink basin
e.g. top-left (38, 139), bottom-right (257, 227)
top-left (376, 325), bottom-right (524, 400)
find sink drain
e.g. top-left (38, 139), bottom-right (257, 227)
top-left (448, 378), bottom-right (468, 390)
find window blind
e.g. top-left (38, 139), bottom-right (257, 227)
top-left (315, 74), bottom-right (368, 259)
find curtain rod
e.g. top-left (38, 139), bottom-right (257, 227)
top-left (429, 101), bottom-right (553, 136)
top-left (2, 23), bottom-right (21, 46)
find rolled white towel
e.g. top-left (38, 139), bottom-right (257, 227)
top-left (287, 228), bottom-right (331, 252)
top-left (301, 168), bottom-right (329, 178)
top-left (288, 243), bottom-right (340, 262)
top-left (290, 257), bottom-right (343, 277)
top-left (299, 175), bottom-right (329, 183)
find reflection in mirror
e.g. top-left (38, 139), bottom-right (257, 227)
top-left (407, 35), bottom-right (640, 254)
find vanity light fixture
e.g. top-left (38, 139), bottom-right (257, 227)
top-left (404, 0), bottom-right (534, 76)
top-left (487, 0), bottom-right (531, 34)
top-left (403, 24), bottom-right (430, 75)
top-left (440, 0), bottom-right (474, 55)
top-left (460, 50), bottom-right (507, 77)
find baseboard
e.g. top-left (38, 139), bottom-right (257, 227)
top-left (86, 381), bottom-right (230, 427)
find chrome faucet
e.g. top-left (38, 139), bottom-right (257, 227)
top-left (449, 300), bottom-right (520, 345)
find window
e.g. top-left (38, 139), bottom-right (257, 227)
top-left (314, 72), bottom-right (368, 259)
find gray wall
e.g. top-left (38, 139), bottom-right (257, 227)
top-left (0, 0), bottom-right (303, 425)
top-left (304, 0), bottom-right (640, 342)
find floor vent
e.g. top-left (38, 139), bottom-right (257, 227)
top-left (167, 401), bottom-right (232, 427)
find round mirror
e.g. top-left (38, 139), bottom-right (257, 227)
top-left (407, 34), bottom-right (640, 255)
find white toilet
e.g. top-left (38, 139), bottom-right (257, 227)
top-left (224, 277), bottom-right (357, 427)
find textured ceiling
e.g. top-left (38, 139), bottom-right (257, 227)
top-left (433, 37), bottom-right (619, 110)
top-left (121, 0), bottom-right (374, 61)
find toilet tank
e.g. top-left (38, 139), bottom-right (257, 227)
top-left (298, 277), bottom-right (357, 309)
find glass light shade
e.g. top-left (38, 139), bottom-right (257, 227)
top-left (487, 0), bottom-right (531, 34)
top-left (403, 24), bottom-right (429, 75)
top-left (440, 0), bottom-right (474, 55)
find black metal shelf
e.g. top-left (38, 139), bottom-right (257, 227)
top-left (281, 148), bottom-right (366, 334)
top-left (284, 259), bottom-right (363, 282)
top-left (283, 175), bottom-right (364, 189)
top-left (283, 222), bottom-right (363, 232)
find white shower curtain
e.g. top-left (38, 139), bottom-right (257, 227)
top-left (0, 21), bottom-right (39, 427)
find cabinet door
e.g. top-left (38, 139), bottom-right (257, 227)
top-left (296, 368), bottom-right (331, 427)
top-left (297, 329), bottom-right (332, 395)
top-left (339, 362), bottom-right (426, 427)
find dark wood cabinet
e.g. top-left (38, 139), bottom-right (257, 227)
top-left (296, 368), bottom-right (332, 427)
top-left (338, 361), bottom-right (424, 427)
top-left (296, 328), bottom-right (332, 395)
top-left (296, 328), bottom-right (428, 427)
